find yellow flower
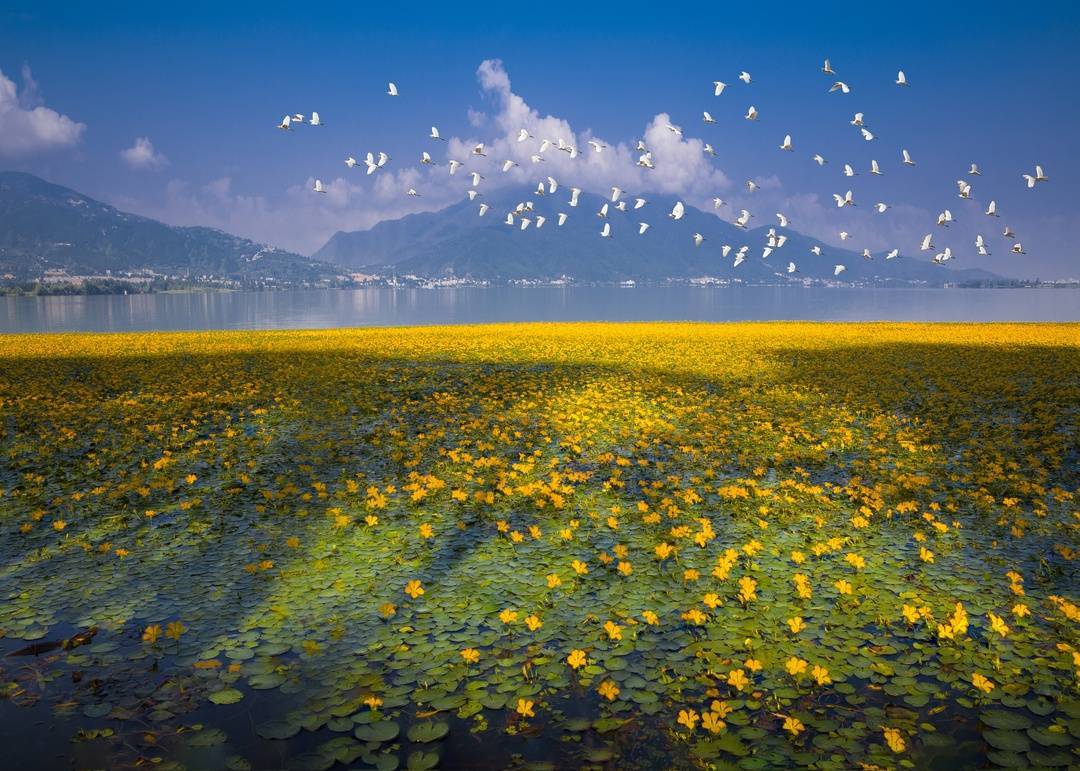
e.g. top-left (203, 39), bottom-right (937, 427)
top-left (785, 657), bottom-right (808, 677)
top-left (597, 680), bottom-right (620, 701)
top-left (683, 568), bottom-right (700, 582)
top-left (902, 604), bottom-right (920, 625)
top-left (460, 648), bottom-right (480, 664)
top-left (844, 552), bottom-right (865, 570)
top-left (404, 580), bottom-right (424, 599)
top-left (987, 612), bottom-right (1010, 638)
top-left (642, 610), bottom-right (660, 626)
top-left (737, 576), bottom-right (758, 604)
top-left (971, 672), bottom-right (995, 694)
top-left (783, 715), bottom-right (805, 735)
top-left (529, 525), bottom-right (542, 540)
top-left (496, 520), bottom-right (509, 533)
top-left (567, 649), bottom-right (587, 669)
top-left (1012, 603), bottom-right (1030, 618)
top-left (364, 514), bottom-right (378, 526)
top-left (681, 608), bottom-right (707, 625)
top-left (617, 561), bottom-right (633, 576)
top-left (604, 621), bottom-right (622, 641)
top-left (524, 614), bottom-right (543, 632)
top-left (378, 602), bottom-right (397, 618)
top-left (834, 579), bottom-right (853, 596)
top-left (363, 694), bottom-right (383, 710)
top-left (165, 621), bottom-right (186, 640)
top-left (655, 542), bottom-right (674, 560)
top-left (744, 658), bottom-right (762, 672)
top-left (516, 698), bottom-right (535, 717)
top-left (571, 559), bottom-right (588, 575)
top-left (710, 700), bottom-right (733, 718)
top-left (811, 664), bottom-right (831, 686)
top-left (546, 573), bottom-right (561, 588)
top-left (52, 519), bottom-right (66, 532)
top-left (703, 593), bottom-right (721, 609)
top-left (882, 726), bottom-right (906, 753)
top-left (919, 547), bottom-right (935, 563)
top-left (419, 523), bottom-right (434, 539)
top-left (677, 709), bottom-right (700, 731)
top-left (791, 550), bottom-right (806, 564)
top-left (285, 536), bottom-right (300, 548)
top-left (787, 616), bottom-right (806, 634)
top-left (499, 608), bottom-right (519, 625)
top-left (701, 711), bottom-right (726, 734)
top-left (727, 668), bottom-right (749, 691)
top-left (142, 624), bottom-right (162, 644)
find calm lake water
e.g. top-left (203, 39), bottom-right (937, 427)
top-left (1, 286), bottom-right (1078, 332)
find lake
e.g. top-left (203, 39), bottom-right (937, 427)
top-left (0, 286), bottom-right (1077, 333)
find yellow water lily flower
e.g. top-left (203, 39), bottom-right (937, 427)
top-left (419, 523), bottom-right (434, 539)
top-left (710, 700), bottom-right (733, 718)
top-left (460, 648), bottom-right (480, 664)
top-left (499, 608), bottom-right (519, 624)
top-left (737, 576), bottom-right (758, 604)
top-left (642, 610), bottom-right (660, 626)
top-left (727, 668), bottom-right (749, 691)
top-left (571, 559), bottom-right (588, 575)
top-left (165, 621), bottom-right (186, 640)
top-left (787, 616), bottom-right (806, 634)
top-left (524, 614), bottom-right (543, 631)
top-left (681, 608), bottom-right (707, 625)
top-left (987, 612), bottom-right (1010, 638)
top-left (516, 698), bottom-right (535, 717)
top-left (655, 542), bottom-right (675, 560)
top-left (811, 664), bottom-right (831, 686)
top-left (785, 657), bottom-right (808, 677)
top-left (703, 592), bottom-right (721, 609)
top-left (919, 547), bottom-right (935, 563)
top-left (971, 672), bottom-right (995, 694)
top-left (744, 658), bottom-right (762, 672)
top-left (677, 709), bottom-right (700, 731)
top-left (378, 602), bottom-right (397, 618)
top-left (546, 573), bottom-right (561, 588)
top-left (404, 580), bottom-right (424, 599)
top-left (604, 620), bottom-right (622, 640)
top-left (701, 711), bottom-right (726, 734)
top-left (617, 561), bottom-right (633, 576)
top-left (782, 715), bottom-right (805, 735)
top-left (834, 579), bottom-right (853, 596)
top-left (363, 694), bottom-right (383, 710)
top-left (142, 624), bottom-right (162, 644)
top-left (597, 680), bottom-right (620, 701)
top-left (567, 649), bottom-right (587, 669)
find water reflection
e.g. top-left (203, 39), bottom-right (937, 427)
top-left (1, 286), bottom-right (1077, 333)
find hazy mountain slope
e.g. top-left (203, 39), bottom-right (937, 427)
top-left (315, 187), bottom-right (1002, 284)
top-left (0, 172), bottom-right (339, 283)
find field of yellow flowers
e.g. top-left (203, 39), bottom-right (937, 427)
top-left (0, 322), bottom-right (1077, 770)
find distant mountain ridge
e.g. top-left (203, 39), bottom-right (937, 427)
top-left (0, 172), bottom-right (339, 284)
top-left (315, 187), bottom-right (1003, 284)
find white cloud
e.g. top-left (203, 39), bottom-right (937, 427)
top-left (0, 65), bottom-right (85, 156)
top-left (120, 136), bottom-right (169, 170)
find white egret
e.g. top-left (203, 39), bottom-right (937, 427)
top-left (780, 134), bottom-right (793, 151)
top-left (829, 81), bottom-right (850, 93)
top-left (822, 58), bottom-right (834, 75)
top-left (703, 111), bottom-right (717, 124)
top-left (345, 156), bottom-right (358, 168)
top-left (886, 249), bottom-right (899, 260)
top-left (387, 82), bottom-right (398, 96)
top-left (776, 212), bottom-right (789, 227)
top-left (406, 188), bottom-right (420, 197)
top-left (478, 203), bottom-right (489, 217)
top-left (902, 149), bottom-right (915, 166)
top-left (639, 222), bottom-right (650, 235)
top-left (277, 115), bottom-right (292, 130)
top-left (430, 126), bottom-right (444, 140)
top-left (834, 264), bottom-right (846, 276)
top-left (310, 111), bottom-right (323, 126)
top-left (896, 70), bottom-right (908, 86)
top-left (787, 261), bottom-right (798, 273)
top-left (745, 105), bottom-right (759, 121)
top-left (713, 81), bottom-right (727, 95)
top-left (600, 222), bottom-right (611, 238)
top-left (557, 213), bottom-right (568, 226)
top-left (634, 198), bottom-right (647, 209)
top-left (985, 200), bottom-right (999, 217)
top-left (875, 202), bottom-right (889, 213)
top-left (870, 159), bottom-right (882, 175)
top-left (813, 154), bottom-right (827, 166)
top-left (312, 179), bottom-right (326, 194)
top-left (569, 188), bottom-right (581, 207)
top-left (693, 233), bottom-right (704, 247)
top-left (670, 201), bottom-right (685, 220)
top-left (739, 71), bottom-right (751, 84)
top-left (920, 234), bottom-right (933, 251)
top-left (420, 152), bottom-right (433, 165)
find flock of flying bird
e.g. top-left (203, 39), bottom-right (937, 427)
top-left (279, 66), bottom-right (1049, 277)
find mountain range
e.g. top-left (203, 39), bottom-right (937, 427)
top-left (315, 187), bottom-right (1001, 284)
top-left (0, 172), bottom-right (1004, 287)
top-left (0, 172), bottom-right (338, 285)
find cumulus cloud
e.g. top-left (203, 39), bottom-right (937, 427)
top-left (0, 65), bottom-right (85, 156)
top-left (120, 136), bottom-right (169, 170)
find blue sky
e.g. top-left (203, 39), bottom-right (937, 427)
top-left (1, 0), bottom-right (1078, 277)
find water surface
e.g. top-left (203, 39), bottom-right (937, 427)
top-left (1, 286), bottom-right (1077, 332)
